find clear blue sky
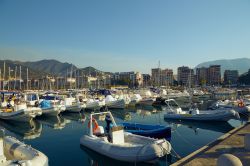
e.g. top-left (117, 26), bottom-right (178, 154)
top-left (0, 0), bottom-right (250, 74)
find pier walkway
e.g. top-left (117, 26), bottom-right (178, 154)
top-left (171, 122), bottom-right (250, 166)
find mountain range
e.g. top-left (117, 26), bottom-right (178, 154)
top-left (195, 58), bottom-right (250, 74)
top-left (0, 59), bottom-right (107, 79)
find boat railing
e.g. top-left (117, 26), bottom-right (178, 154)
top-left (89, 111), bottom-right (117, 136)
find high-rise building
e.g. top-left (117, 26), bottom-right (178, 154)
top-left (151, 68), bottom-right (161, 86)
top-left (208, 65), bottom-right (221, 85)
top-left (196, 67), bottom-right (208, 86)
top-left (224, 70), bottom-right (238, 85)
top-left (161, 69), bottom-right (173, 86)
top-left (142, 74), bottom-right (151, 87)
top-left (151, 68), bottom-right (173, 86)
top-left (177, 66), bottom-right (194, 86)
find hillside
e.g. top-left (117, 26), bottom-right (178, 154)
top-left (0, 60), bottom-right (48, 79)
top-left (195, 58), bottom-right (250, 74)
top-left (22, 59), bottom-right (77, 76)
top-left (0, 60), bottom-right (109, 79)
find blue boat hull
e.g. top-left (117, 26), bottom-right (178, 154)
top-left (121, 123), bottom-right (171, 140)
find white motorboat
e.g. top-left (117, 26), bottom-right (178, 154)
top-left (164, 99), bottom-right (239, 121)
top-left (80, 111), bottom-right (171, 162)
top-left (85, 99), bottom-right (104, 110)
top-left (128, 94), bottom-right (142, 107)
top-left (0, 103), bottom-right (42, 122)
top-left (212, 100), bottom-right (250, 114)
top-left (39, 93), bottom-right (67, 116)
top-left (64, 97), bottom-right (83, 113)
top-left (0, 130), bottom-right (48, 166)
top-left (39, 100), bottom-right (61, 116)
top-left (105, 95), bottom-right (125, 109)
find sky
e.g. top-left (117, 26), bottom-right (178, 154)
top-left (0, 0), bottom-right (250, 74)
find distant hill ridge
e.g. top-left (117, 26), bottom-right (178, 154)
top-left (0, 59), bottom-right (107, 78)
top-left (195, 58), bottom-right (250, 74)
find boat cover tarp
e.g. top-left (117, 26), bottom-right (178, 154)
top-left (40, 100), bottom-right (51, 109)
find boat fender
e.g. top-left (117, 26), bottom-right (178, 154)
top-left (88, 118), bottom-right (99, 132)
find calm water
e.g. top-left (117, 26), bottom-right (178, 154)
top-left (0, 100), bottom-right (246, 166)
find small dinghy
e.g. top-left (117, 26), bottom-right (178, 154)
top-left (0, 130), bottom-right (48, 166)
top-left (121, 122), bottom-right (171, 140)
top-left (80, 111), bottom-right (171, 162)
top-left (164, 99), bottom-right (239, 122)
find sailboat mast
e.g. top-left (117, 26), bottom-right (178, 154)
top-left (8, 67), bottom-right (10, 90)
top-left (19, 66), bottom-right (22, 90)
top-left (14, 66), bottom-right (17, 90)
top-left (3, 61), bottom-right (5, 90)
top-left (26, 68), bottom-right (28, 90)
top-left (158, 60), bottom-right (161, 87)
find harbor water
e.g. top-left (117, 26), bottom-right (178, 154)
top-left (0, 99), bottom-right (245, 166)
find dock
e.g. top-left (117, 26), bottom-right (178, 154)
top-left (171, 122), bottom-right (250, 166)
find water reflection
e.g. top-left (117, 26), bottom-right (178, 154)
top-left (0, 119), bottom-right (42, 139)
top-left (109, 110), bottom-right (132, 121)
top-left (166, 119), bottom-right (234, 134)
top-left (61, 112), bottom-right (86, 123)
top-left (37, 116), bottom-right (70, 129)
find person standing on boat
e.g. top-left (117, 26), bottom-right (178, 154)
top-left (105, 114), bottom-right (112, 142)
top-left (105, 114), bottom-right (112, 133)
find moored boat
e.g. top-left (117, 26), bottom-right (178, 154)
top-left (105, 95), bottom-right (126, 109)
top-left (80, 111), bottom-right (171, 162)
top-left (0, 130), bottom-right (48, 166)
top-left (164, 99), bottom-right (239, 121)
top-left (0, 104), bottom-right (42, 123)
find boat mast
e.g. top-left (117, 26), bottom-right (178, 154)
top-left (19, 66), bottom-right (22, 90)
top-left (14, 66), bottom-right (17, 90)
top-left (158, 60), bottom-right (161, 87)
top-left (26, 68), bottom-right (29, 90)
top-left (8, 67), bottom-right (10, 90)
top-left (70, 65), bottom-right (73, 89)
top-left (3, 61), bottom-right (5, 90)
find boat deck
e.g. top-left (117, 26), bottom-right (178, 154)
top-left (171, 122), bottom-right (250, 166)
